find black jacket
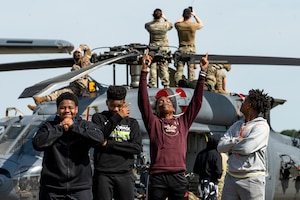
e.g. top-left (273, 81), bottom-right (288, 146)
top-left (92, 111), bottom-right (142, 175)
top-left (32, 116), bottom-right (104, 190)
top-left (193, 135), bottom-right (222, 183)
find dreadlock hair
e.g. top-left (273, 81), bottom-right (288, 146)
top-left (56, 92), bottom-right (78, 107)
top-left (248, 89), bottom-right (271, 115)
top-left (107, 85), bottom-right (127, 100)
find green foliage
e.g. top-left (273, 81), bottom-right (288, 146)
top-left (280, 129), bottom-right (300, 138)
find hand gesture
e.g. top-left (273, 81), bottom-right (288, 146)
top-left (60, 118), bottom-right (74, 131)
top-left (118, 103), bottom-right (131, 118)
top-left (141, 49), bottom-right (153, 72)
top-left (200, 52), bottom-right (209, 72)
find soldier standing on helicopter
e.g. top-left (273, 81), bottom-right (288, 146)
top-left (145, 8), bottom-right (173, 88)
top-left (27, 44), bottom-right (92, 110)
top-left (205, 64), bottom-right (231, 95)
top-left (174, 7), bottom-right (204, 86)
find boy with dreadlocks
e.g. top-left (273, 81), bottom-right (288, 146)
top-left (217, 89), bottom-right (272, 200)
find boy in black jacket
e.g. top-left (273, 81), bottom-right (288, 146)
top-left (193, 133), bottom-right (222, 200)
top-left (32, 92), bottom-right (104, 200)
top-left (92, 85), bottom-right (142, 200)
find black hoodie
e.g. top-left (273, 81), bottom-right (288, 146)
top-left (193, 134), bottom-right (222, 182)
top-left (32, 116), bottom-right (104, 190)
top-left (92, 111), bottom-right (142, 175)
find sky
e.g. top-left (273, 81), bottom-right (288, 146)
top-left (0, 0), bottom-right (299, 132)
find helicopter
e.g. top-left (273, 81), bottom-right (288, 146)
top-left (1, 41), bottom-right (300, 200)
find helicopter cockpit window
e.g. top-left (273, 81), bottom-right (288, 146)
top-left (10, 125), bottom-right (37, 154)
top-left (0, 125), bottom-right (25, 154)
top-left (0, 125), bottom-right (36, 154)
top-left (20, 126), bottom-right (42, 156)
top-left (0, 125), bottom-right (5, 135)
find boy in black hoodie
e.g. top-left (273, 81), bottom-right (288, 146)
top-left (92, 85), bottom-right (142, 200)
top-left (193, 133), bottom-right (222, 200)
top-left (32, 92), bottom-right (104, 200)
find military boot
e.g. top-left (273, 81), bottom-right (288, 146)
top-left (216, 84), bottom-right (230, 95)
top-left (27, 104), bottom-right (36, 111)
top-left (223, 64), bottom-right (231, 72)
top-left (33, 96), bottom-right (48, 105)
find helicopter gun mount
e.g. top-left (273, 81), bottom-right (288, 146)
top-left (91, 43), bottom-right (173, 65)
top-left (91, 43), bottom-right (173, 88)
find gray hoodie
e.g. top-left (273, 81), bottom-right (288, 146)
top-left (217, 117), bottom-right (270, 178)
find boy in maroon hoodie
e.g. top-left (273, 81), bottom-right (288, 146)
top-left (138, 51), bottom-right (208, 200)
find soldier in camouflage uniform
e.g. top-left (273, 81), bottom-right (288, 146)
top-left (145, 8), bottom-right (173, 88)
top-left (27, 44), bottom-right (92, 110)
top-left (174, 7), bottom-right (203, 86)
top-left (205, 64), bottom-right (231, 95)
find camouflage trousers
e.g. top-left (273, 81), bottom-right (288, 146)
top-left (216, 70), bottom-right (226, 87)
top-left (47, 82), bottom-right (87, 101)
top-left (148, 60), bottom-right (170, 88)
top-left (174, 46), bottom-right (197, 85)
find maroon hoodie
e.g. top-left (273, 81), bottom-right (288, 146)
top-left (138, 71), bottom-right (205, 174)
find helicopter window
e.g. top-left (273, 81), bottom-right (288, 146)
top-left (9, 125), bottom-right (41, 155)
top-left (20, 126), bottom-right (43, 156)
top-left (0, 125), bottom-right (25, 154)
top-left (0, 126), bottom-right (5, 135)
top-left (10, 126), bottom-right (30, 154)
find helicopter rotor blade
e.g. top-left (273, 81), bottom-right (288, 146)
top-left (0, 38), bottom-right (75, 71)
top-left (18, 52), bottom-right (139, 98)
top-left (0, 38), bottom-right (74, 54)
top-left (0, 58), bottom-right (74, 71)
top-left (177, 54), bottom-right (300, 66)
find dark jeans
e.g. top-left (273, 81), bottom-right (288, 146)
top-left (147, 171), bottom-right (189, 200)
top-left (93, 173), bottom-right (135, 200)
top-left (39, 186), bottom-right (92, 200)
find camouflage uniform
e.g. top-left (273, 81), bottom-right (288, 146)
top-left (205, 64), bottom-right (218, 92)
top-left (47, 44), bottom-right (92, 101)
top-left (205, 64), bottom-right (231, 95)
top-left (174, 21), bottom-right (202, 85)
top-left (145, 18), bottom-right (173, 88)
